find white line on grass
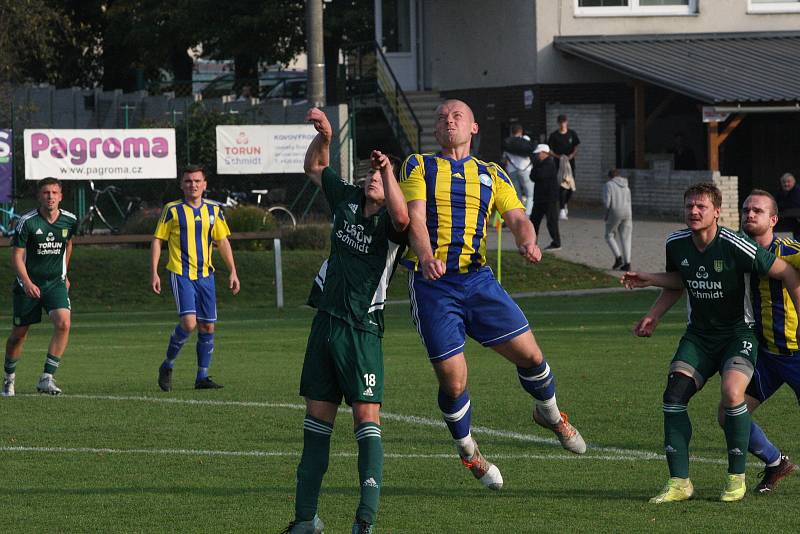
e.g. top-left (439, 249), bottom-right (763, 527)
top-left (19, 393), bottom-right (712, 464)
top-left (0, 446), bottom-right (726, 465)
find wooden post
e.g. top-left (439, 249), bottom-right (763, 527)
top-left (634, 81), bottom-right (646, 169)
top-left (707, 121), bottom-right (720, 172)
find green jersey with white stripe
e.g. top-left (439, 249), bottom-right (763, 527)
top-left (312, 167), bottom-right (406, 337)
top-left (666, 225), bottom-right (775, 334)
top-left (11, 209), bottom-right (78, 286)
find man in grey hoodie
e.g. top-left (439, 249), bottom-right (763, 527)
top-left (602, 169), bottom-right (632, 270)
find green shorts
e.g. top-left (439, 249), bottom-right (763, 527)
top-left (671, 328), bottom-right (757, 389)
top-left (299, 311), bottom-right (384, 406)
top-left (12, 280), bottom-right (71, 327)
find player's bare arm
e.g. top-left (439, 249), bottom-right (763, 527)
top-left (149, 237), bottom-right (163, 294)
top-left (768, 257), bottom-right (800, 339)
top-left (621, 271), bottom-right (683, 290)
top-left (371, 150), bottom-right (409, 232)
top-left (634, 288), bottom-right (683, 337)
top-left (503, 208), bottom-right (541, 264)
top-left (11, 246), bottom-right (40, 299)
top-left (407, 200), bottom-right (444, 280)
top-left (303, 108), bottom-right (333, 186)
top-left (64, 238), bottom-right (73, 290)
top-left (215, 237), bottom-right (240, 295)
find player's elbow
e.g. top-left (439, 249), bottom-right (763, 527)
top-left (393, 212), bottom-right (410, 231)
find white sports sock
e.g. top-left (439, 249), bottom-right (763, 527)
top-left (536, 396), bottom-right (562, 425)
top-left (767, 458), bottom-right (781, 468)
top-left (455, 434), bottom-right (475, 458)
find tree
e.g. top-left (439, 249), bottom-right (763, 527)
top-left (323, 0), bottom-right (374, 104)
top-left (197, 0), bottom-right (305, 94)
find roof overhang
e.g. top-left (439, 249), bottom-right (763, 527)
top-left (553, 31), bottom-right (800, 106)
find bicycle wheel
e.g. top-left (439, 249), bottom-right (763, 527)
top-left (266, 206), bottom-right (297, 229)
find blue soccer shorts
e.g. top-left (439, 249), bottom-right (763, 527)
top-left (170, 272), bottom-right (217, 323)
top-left (746, 347), bottom-right (800, 403)
top-left (408, 267), bottom-right (530, 362)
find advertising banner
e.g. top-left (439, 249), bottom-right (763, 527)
top-left (0, 129), bottom-right (11, 202)
top-left (216, 124), bottom-right (317, 174)
top-left (24, 129), bottom-right (177, 180)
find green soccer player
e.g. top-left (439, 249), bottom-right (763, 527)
top-left (2, 177), bottom-right (79, 397)
top-left (623, 182), bottom-right (800, 503)
top-left (282, 108), bottom-right (408, 534)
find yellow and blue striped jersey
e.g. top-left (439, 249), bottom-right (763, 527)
top-left (154, 199), bottom-right (231, 280)
top-left (399, 152), bottom-right (523, 273)
top-left (751, 237), bottom-right (800, 355)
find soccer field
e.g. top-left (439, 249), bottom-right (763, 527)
top-left (5, 291), bottom-right (800, 533)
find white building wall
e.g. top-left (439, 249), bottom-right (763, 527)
top-left (421, 0), bottom-right (537, 91)
top-left (536, 0), bottom-right (800, 84)
top-left (546, 103), bottom-right (616, 204)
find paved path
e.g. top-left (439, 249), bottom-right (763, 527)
top-left (486, 206), bottom-right (684, 276)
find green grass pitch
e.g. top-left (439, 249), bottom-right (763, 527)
top-left (5, 288), bottom-right (800, 533)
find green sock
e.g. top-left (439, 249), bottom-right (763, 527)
top-left (355, 422), bottom-right (383, 525)
top-left (663, 403), bottom-right (692, 479)
top-left (294, 415), bottom-right (333, 522)
top-left (724, 402), bottom-right (750, 474)
top-left (43, 353), bottom-right (61, 375)
top-left (4, 355), bottom-right (18, 375)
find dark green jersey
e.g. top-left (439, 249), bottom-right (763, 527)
top-left (311, 167), bottom-right (406, 336)
top-left (666, 225), bottom-right (775, 333)
top-left (12, 209), bottom-right (78, 286)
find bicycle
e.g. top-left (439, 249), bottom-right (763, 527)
top-left (78, 181), bottom-right (142, 235)
top-left (0, 203), bottom-right (21, 237)
top-left (213, 188), bottom-right (297, 229)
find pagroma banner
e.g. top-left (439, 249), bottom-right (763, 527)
top-left (216, 124), bottom-right (317, 174)
top-left (0, 129), bottom-right (12, 202)
top-left (24, 129), bottom-right (177, 180)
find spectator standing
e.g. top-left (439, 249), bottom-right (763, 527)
top-left (602, 169), bottom-right (632, 271)
top-left (670, 133), bottom-right (697, 171)
top-left (502, 124), bottom-right (534, 216)
top-left (530, 144), bottom-right (561, 251)
top-left (776, 172), bottom-right (800, 239)
top-left (548, 114), bottom-right (580, 218)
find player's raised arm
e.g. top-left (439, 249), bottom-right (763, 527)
top-left (503, 208), bottom-right (541, 264)
top-left (150, 237), bottom-right (163, 294)
top-left (304, 108), bottom-right (333, 187)
top-left (371, 150), bottom-right (408, 232)
top-left (621, 271), bottom-right (683, 290)
top-left (407, 200), bottom-right (444, 280)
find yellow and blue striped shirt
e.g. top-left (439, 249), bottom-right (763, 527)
top-left (154, 199), bottom-right (231, 280)
top-left (751, 237), bottom-right (800, 355)
top-left (399, 152), bottom-right (523, 273)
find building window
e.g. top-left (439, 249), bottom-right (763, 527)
top-left (749, 0), bottom-right (800, 13)
top-left (575, 0), bottom-right (698, 15)
top-left (381, 0), bottom-right (411, 53)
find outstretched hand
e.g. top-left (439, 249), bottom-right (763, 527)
top-left (370, 150), bottom-right (390, 170)
top-left (620, 271), bottom-right (654, 289)
top-left (305, 108), bottom-right (332, 142)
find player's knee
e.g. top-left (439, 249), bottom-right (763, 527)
top-left (438, 378), bottom-right (466, 398)
top-left (352, 402), bottom-right (380, 426)
top-left (197, 322), bottom-right (215, 334)
top-left (662, 372), bottom-right (697, 405)
top-left (180, 316), bottom-right (197, 332)
top-left (720, 384), bottom-right (745, 407)
top-left (53, 318), bottom-right (70, 332)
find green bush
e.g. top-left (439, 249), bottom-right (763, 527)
top-left (281, 224), bottom-right (331, 250)
top-left (225, 205), bottom-right (269, 250)
top-left (121, 208), bottom-right (162, 235)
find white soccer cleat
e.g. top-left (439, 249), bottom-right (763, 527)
top-left (459, 439), bottom-right (503, 490)
top-left (533, 407), bottom-right (586, 454)
top-left (36, 374), bottom-right (62, 396)
top-left (1, 373), bottom-right (14, 397)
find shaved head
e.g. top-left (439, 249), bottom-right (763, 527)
top-left (434, 99), bottom-right (479, 153)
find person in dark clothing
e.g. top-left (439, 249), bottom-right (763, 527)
top-left (529, 144), bottom-right (561, 251)
top-left (548, 115), bottom-right (580, 215)
top-left (776, 173), bottom-right (800, 239)
top-left (670, 133), bottom-right (697, 171)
